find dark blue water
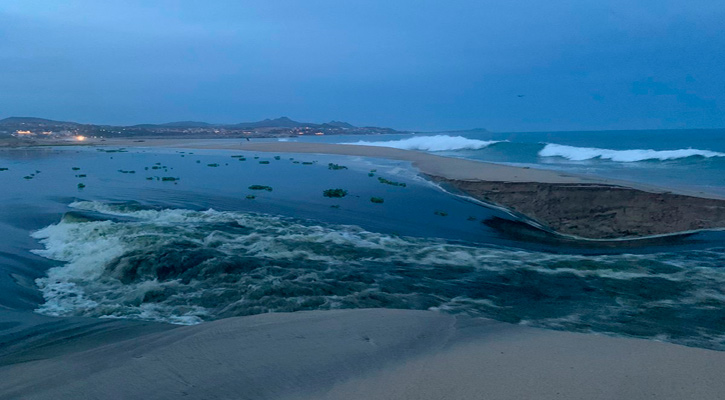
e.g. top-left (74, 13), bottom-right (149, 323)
top-left (1, 144), bottom-right (725, 351)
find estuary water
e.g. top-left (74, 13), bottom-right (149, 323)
top-left (1, 143), bottom-right (724, 350)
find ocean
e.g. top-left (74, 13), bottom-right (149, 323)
top-left (1, 129), bottom-right (724, 351)
top-left (298, 128), bottom-right (725, 197)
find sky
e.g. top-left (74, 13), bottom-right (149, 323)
top-left (0, 0), bottom-right (724, 131)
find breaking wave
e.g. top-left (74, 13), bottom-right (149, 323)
top-left (347, 135), bottom-right (501, 152)
top-left (31, 201), bottom-right (725, 350)
top-left (539, 143), bottom-right (725, 162)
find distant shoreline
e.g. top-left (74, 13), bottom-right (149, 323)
top-left (4, 138), bottom-right (725, 239)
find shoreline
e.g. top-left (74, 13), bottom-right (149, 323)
top-left (4, 138), bottom-right (725, 239)
top-left (79, 139), bottom-right (725, 239)
top-left (2, 309), bottom-right (724, 400)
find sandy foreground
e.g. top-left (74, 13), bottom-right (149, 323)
top-left (1, 309), bottom-right (724, 400)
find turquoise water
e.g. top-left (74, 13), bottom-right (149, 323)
top-left (1, 142), bottom-right (725, 351)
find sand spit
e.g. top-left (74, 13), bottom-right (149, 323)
top-left (1, 309), bottom-right (724, 400)
top-left (88, 139), bottom-right (725, 239)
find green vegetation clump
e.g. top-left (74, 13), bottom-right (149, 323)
top-left (0, 168), bottom-right (8, 171)
top-left (248, 185), bottom-right (273, 191)
top-left (77, 183), bottom-right (86, 189)
top-left (370, 197), bottom-right (384, 204)
top-left (292, 161), bottom-right (300, 164)
top-left (196, 160), bottom-right (201, 164)
top-left (76, 174), bottom-right (87, 178)
top-left (246, 195), bottom-right (256, 200)
top-left (118, 170), bottom-right (136, 174)
top-left (146, 177), bottom-right (154, 180)
top-left (330, 205), bottom-right (340, 209)
top-left (434, 210), bottom-right (448, 217)
top-left (23, 175), bottom-right (33, 180)
top-left (238, 158), bottom-right (246, 161)
top-left (302, 161), bottom-right (314, 165)
top-left (231, 155), bottom-right (245, 158)
top-left (161, 177), bottom-right (179, 181)
top-left (378, 177), bottom-right (406, 187)
top-left (274, 156), bottom-right (281, 160)
top-left (71, 167), bottom-right (81, 171)
top-left (258, 160), bottom-right (270, 164)
top-left (368, 172), bottom-right (374, 177)
top-left (207, 163), bottom-right (220, 167)
top-left (323, 188), bottom-right (348, 198)
top-left (370, 169), bottom-right (377, 173)
top-left (328, 163), bottom-right (348, 170)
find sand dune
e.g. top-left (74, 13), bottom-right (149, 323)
top-left (1, 309), bottom-right (724, 400)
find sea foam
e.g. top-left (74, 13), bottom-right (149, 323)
top-left (347, 135), bottom-right (501, 152)
top-left (28, 201), bottom-right (725, 350)
top-left (539, 143), bottom-right (725, 162)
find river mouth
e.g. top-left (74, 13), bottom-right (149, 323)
top-left (1, 146), bottom-right (724, 352)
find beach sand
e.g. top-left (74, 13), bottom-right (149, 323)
top-left (1, 309), bottom-right (724, 400)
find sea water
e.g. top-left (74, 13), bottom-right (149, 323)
top-left (289, 128), bottom-right (725, 197)
top-left (1, 141), bottom-right (724, 351)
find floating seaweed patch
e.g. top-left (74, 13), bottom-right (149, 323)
top-left (207, 163), bottom-right (220, 167)
top-left (76, 174), bottom-right (87, 178)
top-left (274, 156), bottom-right (281, 160)
top-left (259, 161), bottom-right (270, 164)
top-left (323, 188), bottom-right (348, 198)
top-left (161, 177), bottom-right (179, 182)
top-left (0, 168), bottom-right (8, 171)
top-left (249, 185), bottom-right (273, 191)
top-left (328, 163), bottom-right (348, 170)
top-left (77, 183), bottom-right (86, 189)
top-left (71, 167), bottom-right (81, 171)
top-left (246, 195), bottom-right (256, 200)
top-left (118, 170), bottom-right (136, 174)
top-left (378, 177), bottom-right (406, 187)
top-left (23, 176), bottom-right (33, 180)
top-left (434, 210), bottom-right (448, 216)
top-left (370, 197), bottom-right (384, 204)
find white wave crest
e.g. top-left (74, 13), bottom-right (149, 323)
top-left (346, 135), bottom-right (501, 152)
top-left (539, 143), bottom-right (725, 162)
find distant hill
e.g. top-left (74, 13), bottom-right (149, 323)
top-left (0, 115), bottom-right (401, 139)
top-left (0, 117), bottom-right (79, 126)
top-left (233, 117), bottom-right (307, 129)
top-left (324, 121), bottom-right (355, 129)
top-left (160, 121), bottom-right (213, 128)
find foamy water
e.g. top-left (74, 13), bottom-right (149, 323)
top-left (346, 135), bottom-right (501, 151)
top-left (30, 201), bottom-right (725, 350)
top-left (539, 143), bottom-right (725, 162)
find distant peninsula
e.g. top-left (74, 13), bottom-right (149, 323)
top-left (0, 116), bottom-right (403, 141)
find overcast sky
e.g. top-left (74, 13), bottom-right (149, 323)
top-left (1, 0), bottom-right (723, 131)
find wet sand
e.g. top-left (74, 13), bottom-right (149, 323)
top-left (1, 309), bottom-right (724, 400)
